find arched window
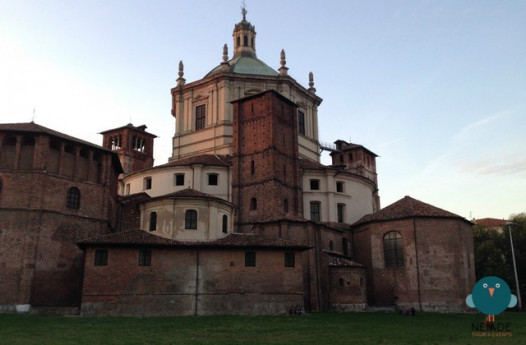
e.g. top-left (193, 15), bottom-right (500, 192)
top-left (222, 215), bottom-right (228, 233)
top-left (251, 160), bottom-right (255, 175)
top-left (250, 198), bottom-right (257, 211)
top-left (149, 212), bottom-right (157, 231)
top-left (243, 35), bottom-right (248, 46)
top-left (383, 231), bottom-right (404, 267)
top-left (66, 187), bottom-right (80, 209)
top-left (185, 210), bottom-right (197, 229)
top-left (236, 36), bottom-right (240, 47)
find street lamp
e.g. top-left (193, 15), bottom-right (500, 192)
top-left (506, 221), bottom-right (522, 309)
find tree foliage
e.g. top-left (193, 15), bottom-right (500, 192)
top-left (473, 213), bottom-right (525, 308)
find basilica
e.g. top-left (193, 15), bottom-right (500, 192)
top-left (0, 11), bottom-right (475, 316)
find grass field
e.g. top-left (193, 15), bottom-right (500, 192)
top-left (0, 311), bottom-right (524, 345)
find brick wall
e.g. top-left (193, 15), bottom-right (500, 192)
top-left (80, 247), bottom-right (304, 316)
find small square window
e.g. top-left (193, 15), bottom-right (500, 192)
top-left (143, 177), bottom-right (152, 190)
top-left (310, 179), bottom-right (320, 190)
top-left (245, 251), bottom-right (256, 267)
top-left (284, 252), bottom-right (295, 267)
top-left (208, 174), bottom-right (218, 186)
top-left (94, 249), bottom-right (108, 266)
top-left (336, 181), bottom-right (344, 193)
top-left (174, 173), bottom-right (185, 186)
top-left (139, 249), bottom-right (151, 266)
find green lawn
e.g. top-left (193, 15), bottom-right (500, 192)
top-left (0, 311), bottom-right (524, 345)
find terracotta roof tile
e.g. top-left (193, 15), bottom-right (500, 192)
top-left (77, 230), bottom-right (310, 250)
top-left (353, 196), bottom-right (471, 225)
top-left (158, 154), bottom-right (231, 168)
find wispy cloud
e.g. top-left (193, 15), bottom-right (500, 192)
top-left (453, 110), bottom-right (512, 142)
top-left (456, 157), bottom-right (526, 176)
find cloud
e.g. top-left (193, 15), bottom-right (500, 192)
top-left (453, 110), bottom-right (512, 142)
top-left (456, 157), bottom-right (526, 176)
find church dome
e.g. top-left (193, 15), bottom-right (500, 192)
top-left (206, 55), bottom-right (278, 77)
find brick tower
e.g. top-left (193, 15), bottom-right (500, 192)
top-left (231, 90), bottom-right (302, 230)
top-left (100, 124), bottom-right (156, 174)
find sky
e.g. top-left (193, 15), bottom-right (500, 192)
top-left (1, 0), bottom-right (525, 220)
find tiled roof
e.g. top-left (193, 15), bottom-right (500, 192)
top-left (148, 188), bottom-right (230, 204)
top-left (77, 230), bottom-right (310, 250)
top-left (158, 154), bottom-right (231, 168)
top-left (353, 196), bottom-right (470, 225)
top-left (0, 122), bottom-right (107, 151)
top-left (474, 218), bottom-right (507, 228)
top-left (99, 123), bottom-right (157, 137)
top-left (299, 158), bottom-right (327, 170)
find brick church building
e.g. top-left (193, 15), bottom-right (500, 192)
top-left (0, 10), bottom-right (475, 316)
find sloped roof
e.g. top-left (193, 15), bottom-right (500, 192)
top-left (0, 122), bottom-right (107, 151)
top-left (147, 188), bottom-right (231, 205)
top-left (157, 154), bottom-right (231, 168)
top-left (474, 218), bottom-right (507, 228)
top-left (353, 196), bottom-right (471, 226)
top-left (77, 230), bottom-right (310, 250)
top-left (99, 123), bottom-right (157, 138)
top-left (1, 122), bottom-right (123, 173)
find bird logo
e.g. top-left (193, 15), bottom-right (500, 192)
top-left (466, 276), bottom-right (518, 323)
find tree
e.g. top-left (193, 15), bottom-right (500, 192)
top-left (506, 213), bottom-right (525, 308)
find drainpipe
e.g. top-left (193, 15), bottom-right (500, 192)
top-left (413, 218), bottom-right (422, 311)
top-left (194, 247), bottom-right (200, 316)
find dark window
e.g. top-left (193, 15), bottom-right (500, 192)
top-left (133, 137), bottom-right (145, 152)
top-left (348, 153), bottom-right (353, 161)
top-left (174, 173), bottom-right (185, 186)
top-left (284, 199), bottom-right (289, 213)
top-left (139, 249), bottom-right (151, 266)
top-left (149, 212), bottom-right (157, 231)
top-left (250, 197), bottom-right (257, 211)
top-left (329, 240), bottom-right (334, 251)
top-left (144, 177), bottom-right (152, 190)
top-left (66, 187), bottom-right (80, 209)
top-left (384, 231), bottom-right (404, 267)
top-left (185, 210), bottom-right (197, 229)
top-left (339, 278), bottom-right (344, 287)
top-left (0, 179), bottom-right (3, 194)
top-left (245, 251), bottom-right (256, 267)
top-left (284, 252), bottom-right (295, 267)
top-left (310, 179), bottom-right (320, 190)
top-left (208, 173), bottom-right (218, 186)
top-left (342, 238), bottom-right (349, 256)
top-left (339, 155), bottom-right (344, 163)
top-left (310, 202), bottom-right (320, 222)
top-left (251, 160), bottom-right (255, 175)
top-left (336, 181), bottom-right (344, 193)
top-left (298, 111), bottom-right (305, 135)
top-left (337, 204), bottom-right (345, 223)
top-left (222, 215), bottom-right (228, 233)
top-left (243, 35), bottom-right (248, 46)
top-left (195, 104), bottom-right (206, 130)
top-left (94, 249), bottom-right (108, 266)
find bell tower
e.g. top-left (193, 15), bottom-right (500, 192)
top-left (100, 124), bottom-right (156, 174)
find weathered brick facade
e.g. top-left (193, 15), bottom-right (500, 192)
top-left (352, 197), bottom-right (475, 312)
top-left (0, 123), bottom-right (121, 311)
top-left (78, 231), bottom-right (306, 316)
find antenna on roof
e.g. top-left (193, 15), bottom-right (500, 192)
top-left (31, 108), bottom-right (36, 123)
